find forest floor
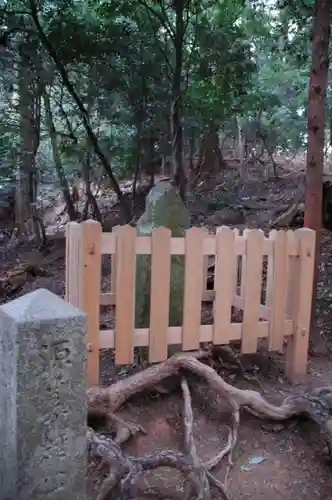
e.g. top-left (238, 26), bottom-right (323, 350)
top-left (1, 155), bottom-right (332, 498)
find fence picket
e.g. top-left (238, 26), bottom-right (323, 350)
top-left (114, 225), bottom-right (136, 365)
top-left (284, 228), bottom-right (315, 383)
top-left (65, 222), bottom-right (82, 307)
top-left (241, 229), bottom-right (264, 353)
top-left (213, 227), bottom-right (236, 344)
top-left (265, 252), bottom-right (274, 307)
top-left (285, 230), bottom-right (298, 317)
top-left (202, 255), bottom-right (209, 296)
top-left (233, 228), bottom-right (240, 295)
top-left (182, 227), bottom-right (205, 350)
top-left (149, 227), bottom-right (171, 362)
top-left (81, 220), bottom-right (102, 387)
top-left (266, 230), bottom-right (288, 351)
top-left (111, 225), bottom-right (119, 294)
top-left (65, 222), bottom-right (71, 302)
top-left (202, 228), bottom-right (209, 296)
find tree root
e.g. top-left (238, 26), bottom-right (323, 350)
top-left (88, 428), bottom-right (212, 500)
top-left (181, 377), bottom-right (234, 499)
top-left (271, 182), bottom-right (305, 228)
top-left (87, 349), bottom-right (332, 500)
top-left (271, 201), bottom-right (303, 228)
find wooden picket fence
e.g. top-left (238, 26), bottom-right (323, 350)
top-left (65, 220), bottom-right (315, 387)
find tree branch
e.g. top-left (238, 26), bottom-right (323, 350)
top-left (186, 1), bottom-right (217, 23)
top-left (136, 0), bottom-right (176, 41)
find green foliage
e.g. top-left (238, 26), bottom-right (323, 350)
top-left (233, 1), bottom-right (314, 152)
top-left (0, 0), bottom-right (328, 187)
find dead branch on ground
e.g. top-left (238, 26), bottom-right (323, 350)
top-left (271, 201), bottom-right (304, 228)
top-left (87, 349), bottom-right (332, 500)
top-left (271, 183), bottom-right (305, 228)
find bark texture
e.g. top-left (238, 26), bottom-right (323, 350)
top-left (304, 0), bottom-right (332, 333)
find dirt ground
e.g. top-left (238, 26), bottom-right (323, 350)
top-left (1, 158), bottom-right (332, 499)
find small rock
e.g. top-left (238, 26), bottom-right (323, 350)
top-left (206, 206), bottom-right (246, 226)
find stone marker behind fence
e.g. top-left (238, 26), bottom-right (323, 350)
top-left (135, 179), bottom-right (191, 329)
top-left (0, 288), bottom-right (87, 500)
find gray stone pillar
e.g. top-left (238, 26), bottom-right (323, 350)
top-left (0, 289), bottom-right (87, 500)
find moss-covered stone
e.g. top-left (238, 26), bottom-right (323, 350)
top-left (135, 180), bottom-right (190, 328)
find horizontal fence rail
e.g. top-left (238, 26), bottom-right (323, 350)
top-left (65, 220), bottom-right (315, 387)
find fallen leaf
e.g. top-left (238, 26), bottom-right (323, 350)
top-left (249, 456), bottom-right (267, 465)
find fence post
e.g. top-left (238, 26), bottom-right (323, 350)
top-left (81, 221), bottom-right (102, 387)
top-left (65, 222), bottom-right (83, 306)
top-left (66, 220), bottom-right (102, 387)
top-left (266, 230), bottom-right (288, 351)
top-left (241, 229), bottom-right (264, 353)
top-left (114, 225), bottom-right (136, 365)
top-left (149, 227), bottom-right (171, 362)
top-left (111, 225), bottom-right (119, 295)
top-left (201, 227), bottom-right (209, 297)
top-left (284, 228), bottom-right (315, 384)
top-left (213, 226), bottom-right (236, 345)
top-left (182, 227), bottom-right (205, 350)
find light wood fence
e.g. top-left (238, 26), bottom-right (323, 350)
top-left (65, 220), bottom-right (315, 387)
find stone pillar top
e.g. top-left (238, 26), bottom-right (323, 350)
top-left (0, 288), bottom-right (85, 323)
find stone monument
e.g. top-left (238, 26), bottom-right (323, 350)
top-left (0, 289), bottom-right (87, 500)
top-left (135, 179), bottom-right (190, 329)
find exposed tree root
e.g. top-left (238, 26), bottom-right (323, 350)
top-left (270, 180), bottom-right (305, 228)
top-left (271, 201), bottom-right (304, 228)
top-left (87, 349), bottom-right (332, 500)
top-left (181, 377), bottom-right (234, 499)
top-left (88, 428), bottom-right (213, 500)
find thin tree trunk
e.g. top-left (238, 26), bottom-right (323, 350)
top-left (29, 85), bottom-right (41, 205)
top-left (82, 147), bottom-right (102, 222)
top-left (82, 192), bottom-right (102, 222)
top-left (16, 43), bottom-right (34, 232)
top-left (132, 121), bottom-right (142, 216)
top-left (259, 133), bottom-right (278, 179)
top-left (171, 0), bottom-right (186, 202)
top-left (43, 89), bottom-right (77, 221)
top-left (82, 90), bottom-right (102, 222)
top-left (237, 116), bottom-right (245, 182)
top-left (188, 127), bottom-right (195, 172)
top-left (304, 0), bottom-right (332, 334)
top-left (188, 126), bottom-right (195, 185)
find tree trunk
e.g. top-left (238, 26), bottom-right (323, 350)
top-left (15, 40), bottom-right (45, 247)
top-left (187, 126), bottom-right (196, 185)
top-left (132, 120), bottom-right (142, 216)
top-left (171, 0), bottom-right (186, 202)
top-left (81, 89), bottom-right (102, 222)
top-left (148, 137), bottom-right (156, 189)
top-left (259, 132), bottom-right (278, 179)
top-left (29, 86), bottom-right (41, 206)
top-left (82, 146), bottom-right (102, 223)
top-left (304, 0), bottom-right (332, 334)
top-left (29, 0), bottom-right (131, 222)
top-left (237, 116), bottom-right (245, 182)
top-left (43, 88), bottom-right (77, 221)
top-left (16, 44), bottom-right (33, 231)
top-left (196, 126), bottom-right (226, 178)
